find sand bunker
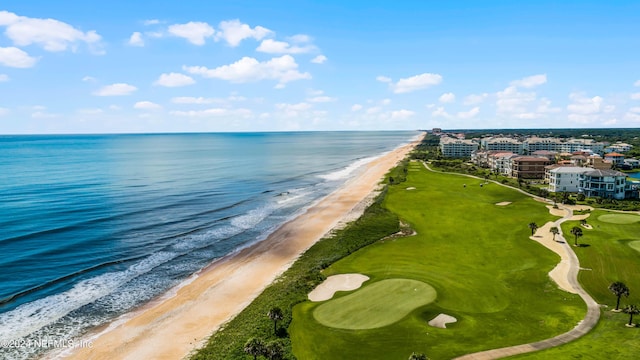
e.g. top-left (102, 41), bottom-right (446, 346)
top-left (308, 274), bottom-right (369, 302)
top-left (496, 202), bottom-right (511, 206)
top-left (428, 313), bottom-right (457, 328)
top-left (406, 187), bottom-right (416, 190)
top-left (546, 205), bottom-right (567, 217)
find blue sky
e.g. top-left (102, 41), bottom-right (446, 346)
top-left (1, 1), bottom-right (640, 133)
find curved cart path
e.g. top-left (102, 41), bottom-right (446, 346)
top-left (421, 162), bottom-right (600, 360)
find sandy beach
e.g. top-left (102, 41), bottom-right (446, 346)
top-left (54, 139), bottom-right (418, 360)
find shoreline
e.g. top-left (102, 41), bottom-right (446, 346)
top-left (53, 138), bottom-right (419, 360)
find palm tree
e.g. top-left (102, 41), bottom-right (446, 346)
top-left (265, 341), bottom-right (285, 360)
top-left (244, 338), bottom-right (265, 360)
top-left (550, 226), bottom-right (559, 241)
top-left (267, 307), bottom-right (284, 334)
top-left (609, 281), bottom-right (630, 311)
top-left (623, 304), bottom-right (639, 327)
top-left (570, 226), bottom-right (583, 246)
top-left (528, 222), bottom-right (538, 236)
top-left (409, 352), bottom-right (428, 360)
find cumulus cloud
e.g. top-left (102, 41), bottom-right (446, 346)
top-left (0, 74), bottom-right (8, 82)
top-left (0, 10), bottom-right (102, 53)
top-left (496, 86), bottom-right (536, 114)
top-left (275, 102), bottom-right (312, 117)
top-left (288, 34), bottom-right (311, 43)
top-left (168, 21), bottom-right (215, 45)
top-left (128, 32), bottom-right (144, 46)
top-left (464, 93), bottom-right (489, 105)
top-left (0, 46), bottom-right (38, 68)
top-left (567, 92), bottom-right (603, 114)
top-left (634, 80), bottom-right (640, 87)
top-left (392, 73), bottom-right (443, 94)
top-left (432, 107), bottom-right (452, 119)
top-left (170, 108), bottom-right (252, 117)
top-left (93, 83), bottom-right (137, 96)
top-left (215, 19), bottom-right (272, 46)
top-left (153, 72), bottom-right (195, 87)
top-left (390, 109), bottom-right (415, 120)
top-left (256, 39), bottom-right (315, 54)
top-left (134, 101), bottom-right (162, 110)
top-left (171, 95), bottom-right (246, 105)
top-left (439, 92), bottom-right (455, 103)
top-left (183, 55), bottom-right (311, 87)
top-left (376, 75), bottom-right (392, 83)
top-left (82, 76), bottom-right (96, 82)
top-left (143, 19), bottom-right (161, 26)
top-left (351, 104), bottom-right (363, 111)
top-left (458, 107), bottom-right (480, 119)
top-left (510, 74), bottom-right (547, 88)
top-left (631, 93), bottom-right (640, 100)
top-left (311, 55), bottom-right (327, 64)
top-left (77, 108), bottom-right (103, 115)
top-left (307, 96), bottom-right (336, 103)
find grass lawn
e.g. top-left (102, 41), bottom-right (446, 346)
top-left (510, 209), bottom-right (640, 359)
top-left (290, 162), bottom-right (585, 359)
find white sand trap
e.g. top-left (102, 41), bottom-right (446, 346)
top-left (428, 313), bottom-right (457, 328)
top-left (308, 274), bottom-right (369, 302)
top-left (581, 224), bottom-right (593, 229)
top-left (546, 205), bottom-right (567, 217)
top-left (406, 187), bottom-right (416, 190)
top-left (496, 201), bottom-right (511, 206)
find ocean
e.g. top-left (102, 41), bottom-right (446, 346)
top-left (0, 131), bottom-right (417, 359)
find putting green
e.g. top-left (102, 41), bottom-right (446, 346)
top-left (597, 214), bottom-right (640, 224)
top-left (628, 240), bottom-right (640, 253)
top-left (313, 279), bottom-right (436, 330)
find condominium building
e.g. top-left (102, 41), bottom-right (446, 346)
top-left (481, 137), bottom-right (524, 154)
top-left (604, 152), bottom-right (625, 166)
top-left (606, 142), bottom-right (633, 153)
top-left (548, 167), bottom-right (585, 193)
top-left (511, 157), bottom-right (552, 179)
top-left (440, 137), bottom-right (479, 158)
top-left (579, 169), bottom-right (627, 200)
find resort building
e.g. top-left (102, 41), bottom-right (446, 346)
top-left (624, 159), bottom-right (640, 168)
top-left (586, 155), bottom-right (612, 170)
top-left (548, 167), bottom-right (585, 193)
top-left (604, 152), bottom-right (625, 167)
top-left (606, 142), bottom-right (633, 153)
top-left (578, 169), bottom-right (627, 200)
top-left (510, 157), bottom-right (552, 179)
top-left (488, 152), bottom-right (519, 175)
top-left (531, 150), bottom-right (557, 161)
top-left (481, 137), bottom-right (524, 154)
top-left (524, 137), bottom-right (562, 153)
top-left (440, 137), bottom-right (479, 158)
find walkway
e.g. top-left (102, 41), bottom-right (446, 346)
top-left (421, 162), bottom-right (600, 359)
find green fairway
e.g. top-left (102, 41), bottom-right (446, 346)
top-left (290, 162), bottom-right (585, 359)
top-left (313, 279), bottom-right (437, 330)
top-left (597, 213), bottom-right (640, 224)
top-left (510, 209), bottom-right (640, 359)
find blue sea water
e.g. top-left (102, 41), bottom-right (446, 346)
top-left (0, 131), bottom-right (417, 359)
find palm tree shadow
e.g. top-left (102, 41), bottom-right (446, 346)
top-left (577, 243), bottom-right (590, 248)
top-left (276, 327), bottom-right (288, 338)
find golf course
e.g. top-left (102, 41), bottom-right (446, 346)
top-left (290, 161), bottom-right (588, 359)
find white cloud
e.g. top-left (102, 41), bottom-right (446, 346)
top-left (390, 109), bottom-right (415, 120)
top-left (634, 80), bottom-right (640, 87)
top-left (168, 21), bottom-right (215, 45)
top-left (464, 93), bottom-right (489, 105)
top-left (170, 108), bottom-right (252, 117)
top-left (307, 96), bottom-right (336, 103)
top-left (458, 107), bottom-right (480, 119)
top-left (171, 95), bottom-right (245, 105)
top-left (311, 55), bottom-right (327, 64)
top-left (510, 74), bottom-right (547, 88)
top-left (0, 10), bottom-right (102, 53)
top-left (381, 98), bottom-right (391, 105)
top-left (143, 19), bottom-right (161, 26)
top-left (439, 92), bottom-right (455, 103)
top-left (496, 86), bottom-right (536, 114)
top-left (0, 74), bottom-right (8, 82)
top-left (109, 105), bottom-right (122, 111)
top-left (536, 98), bottom-right (562, 114)
top-left (256, 39), bottom-right (315, 54)
top-left (153, 72), bottom-right (195, 87)
top-left (288, 34), bottom-right (311, 43)
top-left (631, 93), bottom-right (640, 100)
top-left (275, 102), bottom-right (312, 117)
top-left (128, 32), bottom-right (144, 47)
top-left (134, 101), bottom-right (162, 110)
top-left (432, 107), bottom-right (452, 119)
top-left (566, 93), bottom-right (603, 114)
top-left (0, 46), bottom-right (37, 68)
top-left (376, 75), bottom-right (392, 83)
top-left (32, 111), bottom-right (59, 118)
top-left (77, 108), bottom-right (103, 115)
top-left (184, 55), bottom-right (311, 87)
top-left (366, 106), bottom-right (382, 115)
top-left (392, 73), bottom-right (443, 94)
top-left (351, 104), bottom-right (363, 111)
top-left (215, 19), bottom-right (272, 47)
top-left (93, 83), bottom-right (137, 96)
top-left (0, 107), bottom-right (8, 116)
top-left (82, 76), bottom-right (96, 82)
